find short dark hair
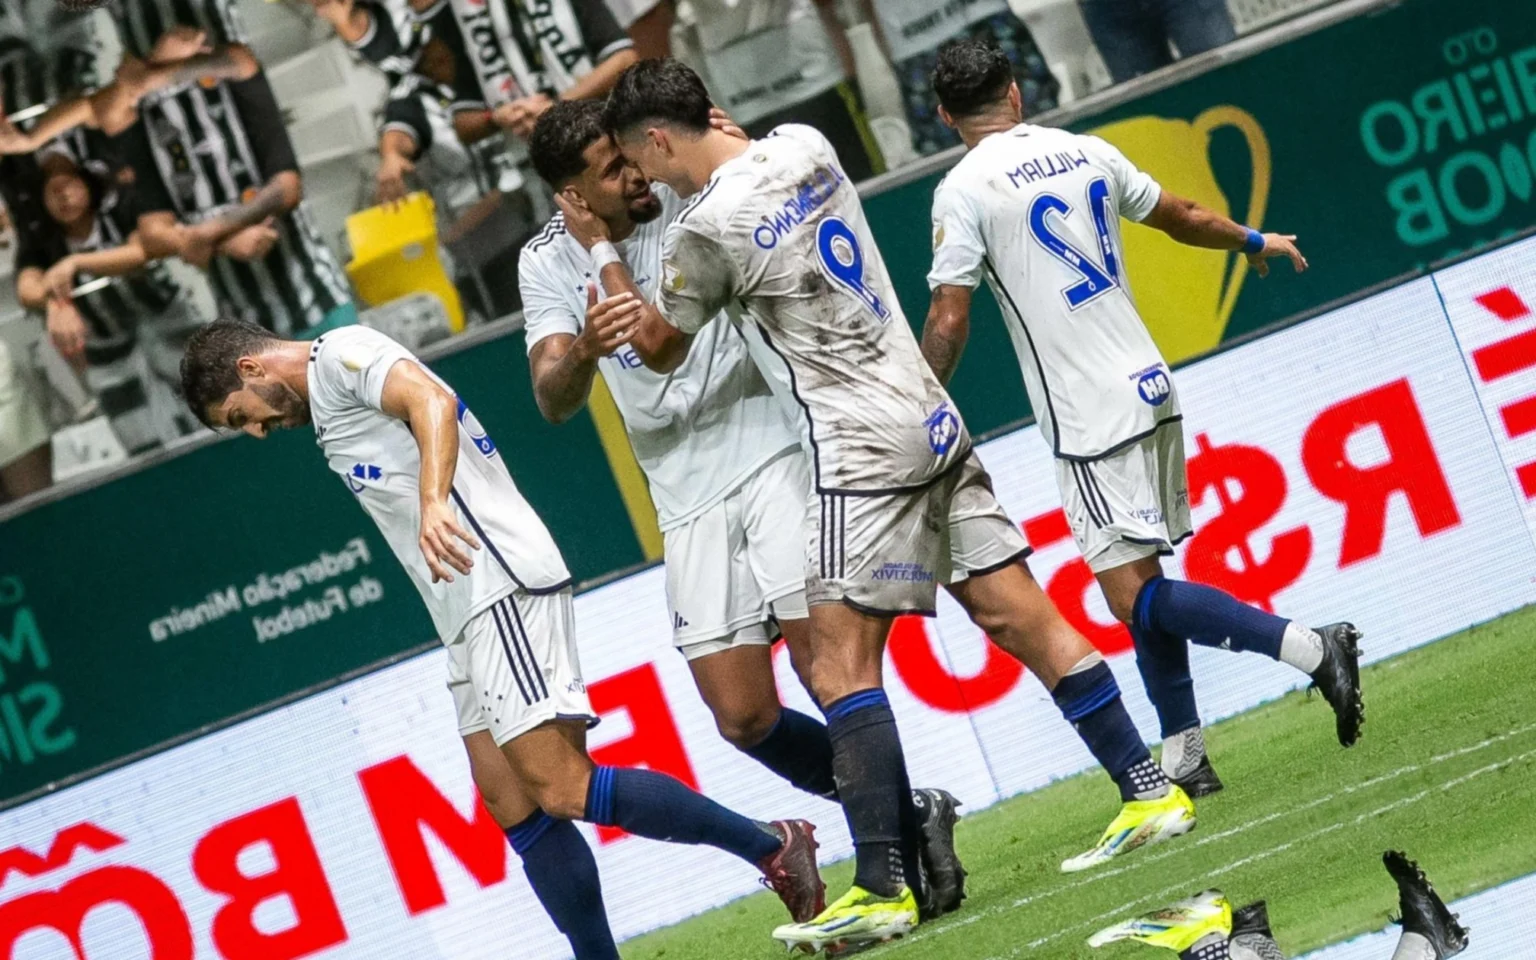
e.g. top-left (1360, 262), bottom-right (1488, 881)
top-left (180, 319), bottom-right (279, 427)
top-left (602, 58), bottom-right (712, 139)
top-left (529, 99), bottom-right (609, 187)
top-left (932, 37), bottom-right (1015, 118)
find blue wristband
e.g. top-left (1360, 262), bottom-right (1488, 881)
top-left (1241, 228), bottom-right (1265, 255)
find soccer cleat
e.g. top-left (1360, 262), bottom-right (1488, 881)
top-left (1088, 888), bottom-right (1232, 950)
top-left (1062, 785), bottom-right (1197, 873)
top-left (912, 788), bottom-right (966, 919)
top-left (1308, 623), bottom-right (1364, 747)
top-left (1385, 851), bottom-right (1469, 958)
top-left (1170, 754), bottom-right (1225, 799)
top-left (1230, 901), bottom-right (1287, 960)
top-left (772, 884), bottom-right (919, 954)
top-left (757, 820), bottom-right (826, 923)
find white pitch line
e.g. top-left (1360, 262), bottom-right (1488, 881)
top-left (974, 745), bottom-right (1536, 960)
top-left (889, 722), bottom-right (1536, 955)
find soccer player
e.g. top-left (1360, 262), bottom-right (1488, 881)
top-left (178, 319), bottom-right (828, 956)
top-left (921, 38), bottom-right (1364, 795)
top-left (1088, 852), bottom-right (1469, 960)
top-left (519, 99), bottom-right (965, 920)
top-left (600, 58), bottom-right (1197, 950)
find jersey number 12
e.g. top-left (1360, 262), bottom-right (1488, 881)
top-left (1028, 177), bottom-right (1121, 310)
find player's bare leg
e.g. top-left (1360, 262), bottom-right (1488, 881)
top-left (460, 731), bottom-right (622, 960)
top-left (498, 718), bottom-right (825, 922)
top-left (947, 559), bottom-right (1195, 873)
top-left (1098, 555), bottom-right (1364, 796)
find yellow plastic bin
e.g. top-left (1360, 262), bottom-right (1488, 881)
top-left (345, 192), bottom-right (465, 333)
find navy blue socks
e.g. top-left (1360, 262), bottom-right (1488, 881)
top-left (743, 708), bottom-right (840, 800)
top-left (506, 812), bottom-right (620, 960)
top-left (1052, 655), bottom-right (1169, 802)
top-left (825, 689), bottom-right (915, 898)
top-left (1138, 575), bottom-right (1286, 659)
top-left (583, 766), bottom-right (781, 864)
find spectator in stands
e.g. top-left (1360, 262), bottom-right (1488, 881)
top-left (652, 0), bottom-right (886, 182)
top-left (861, 0), bottom-right (1058, 157)
top-left (14, 153), bottom-right (200, 455)
top-left (0, 338), bottom-right (51, 502)
top-left (1077, 0), bottom-right (1236, 84)
top-left (108, 6), bottom-right (356, 338)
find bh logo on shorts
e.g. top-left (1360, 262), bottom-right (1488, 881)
top-left (457, 399), bottom-right (498, 457)
top-left (1136, 368), bottom-right (1173, 406)
top-left (926, 403), bottom-right (960, 455)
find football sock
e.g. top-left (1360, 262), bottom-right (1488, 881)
top-left (1279, 621), bottom-right (1325, 673)
top-left (1161, 727), bottom-right (1209, 780)
top-left (743, 708), bottom-right (840, 800)
top-left (583, 766), bottom-right (781, 864)
top-left (826, 688), bottom-right (914, 898)
top-left (1129, 610), bottom-right (1202, 740)
top-left (1138, 576), bottom-right (1287, 660)
top-left (1052, 654), bottom-right (1169, 802)
top-left (1181, 934), bottom-right (1232, 959)
top-left (1390, 933), bottom-right (1437, 960)
top-left (506, 812), bottom-right (620, 960)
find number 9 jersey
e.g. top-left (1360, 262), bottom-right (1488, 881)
top-left (928, 124), bottom-right (1179, 461)
top-left (657, 124), bottom-right (969, 496)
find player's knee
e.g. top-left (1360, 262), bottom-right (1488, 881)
top-left (525, 776), bottom-right (589, 821)
top-left (714, 703), bottom-right (780, 750)
top-left (1106, 591), bottom-right (1137, 624)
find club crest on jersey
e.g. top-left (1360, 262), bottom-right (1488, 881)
top-left (457, 399), bottom-right (498, 457)
top-left (925, 403), bottom-right (960, 455)
top-left (662, 261), bottom-right (686, 292)
top-left (1136, 368), bottom-right (1172, 406)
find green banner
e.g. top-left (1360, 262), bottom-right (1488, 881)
top-left (866, 0), bottom-right (1536, 435)
top-left (5, 0), bottom-right (1534, 807)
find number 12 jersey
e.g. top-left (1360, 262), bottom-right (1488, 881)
top-left (658, 124), bottom-right (968, 495)
top-left (928, 123), bottom-right (1179, 462)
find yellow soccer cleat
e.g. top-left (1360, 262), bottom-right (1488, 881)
top-left (771, 884), bottom-right (919, 954)
top-left (1088, 889), bottom-right (1233, 951)
top-left (1062, 785), bottom-right (1197, 873)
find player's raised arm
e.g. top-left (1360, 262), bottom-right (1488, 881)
top-left (1139, 192), bottom-right (1308, 278)
top-left (377, 361), bottom-right (481, 583)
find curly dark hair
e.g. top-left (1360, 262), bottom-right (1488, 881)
top-left (180, 319), bottom-right (279, 427)
top-left (528, 99), bottom-right (609, 188)
top-left (602, 58), bottom-right (712, 139)
top-left (932, 37), bottom-right (1015, 118)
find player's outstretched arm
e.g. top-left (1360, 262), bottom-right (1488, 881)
top-left (1139, 191), bottom-right (1308, 278)
top-left (378, 360), bottom-right (482, 583)
top-left (922, 284), bottom-right (975, 386)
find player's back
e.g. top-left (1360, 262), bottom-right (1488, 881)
top-left (933, 124), bottom-right (1175, 459)
top-left (669, 124), bottom-right (966, 494)
top-left (307, 326), bottom-right (569, 641)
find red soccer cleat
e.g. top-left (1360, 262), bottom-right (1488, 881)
top-left (757, 819), bottom-right (825, 923)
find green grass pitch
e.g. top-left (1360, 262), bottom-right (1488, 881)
top-left (623, 605), bottom-right (1536, 959)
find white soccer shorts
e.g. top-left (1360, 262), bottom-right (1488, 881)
top-left (665, 450), bottom-right (811, 660)
top-left (445, 587), bottom-right (597, 746)
top-left (806, 452), bottom-right (1031, 615)
top-left (1057, 420), bottom-right (1193, 574)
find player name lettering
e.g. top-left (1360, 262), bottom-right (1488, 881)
top-left (1005, 150), bottom-right (1090, 190)
top-left (752, 165), bottom-right (847, 250)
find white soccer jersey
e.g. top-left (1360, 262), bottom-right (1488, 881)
top-left (519, 186), bottom-right (800, 531)
top-left (658, 124), bottom-right (969, 494)
top-left (928, 123), bottom-right (1179, 460)
top-left (307, 326), bottom-right (570, 642)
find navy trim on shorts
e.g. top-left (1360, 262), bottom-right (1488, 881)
top-left (489, 600), bottom-right (535, 705)
top-left (841, 596), bottom-right (938, 619)
top-left (504, 593), bottom-right (550, 701)
top-left (1056, 416), bottom-right (1186, 465)
top-left (1071, 462), bottom-right (1110, 528)
top-left (450, 487), bottom-right (570, 597)
top-left (959, 546), bottom-right (1035, 581)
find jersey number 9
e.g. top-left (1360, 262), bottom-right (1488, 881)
top-left (1028, 177), bottom-right (1122, 310)
top-left (817, 217), bottom-right (892, 322)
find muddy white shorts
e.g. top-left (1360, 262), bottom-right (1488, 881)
top-left (445, 587), bottom-right (597, 745)
top-left (1057, 421), bottom-right (1193, 574)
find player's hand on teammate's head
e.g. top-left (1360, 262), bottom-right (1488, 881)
top-left (578, 283), bottom-right (641, 360)
top-left (708, 107), bottom-right (747, 142)
top-left (554, 189), bottom-right (610, 250)
top-left (1248, 233), bottom-right (1308, 278)
top-left (419, 499), bottom-right (480, 583)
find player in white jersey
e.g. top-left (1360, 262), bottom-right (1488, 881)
top-left (178, 319), bottom-right (828, 958)
top-left (519, 100), bottom-right (965, 921)
top-left (921, 38), bottom-right (1365, 798)
top-left (600, 58), bottom-right (1201, 951)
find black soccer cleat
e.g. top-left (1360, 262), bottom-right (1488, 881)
top-left (1308, 622), bottom-right (1364, 747)
top-left (912, 788), bottom-right (966, 919)
top-left (1171, 754), bottom-right (1226, 799)
top-left (1385, 851), bottom-right (1469, 958)
top-left (1228, 901), bottom-right (1287, 960)
top-left (1231, 900), bottom-right (1274, 939)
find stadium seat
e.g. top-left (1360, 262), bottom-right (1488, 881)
top-left (345, 193), bottom-right (466, 334)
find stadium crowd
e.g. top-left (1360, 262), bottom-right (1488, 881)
top-left (0, 0), bottom-right (1308, 501)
